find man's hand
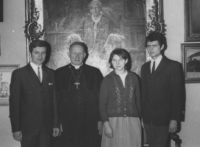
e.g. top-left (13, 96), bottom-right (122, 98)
top-left (13, 131), bottom-right (22, 142)
top-left (53, 128), bottom-right (60, 137)
top-left (97, 121), bottom-right (103, 135)
top-left (59, 123), bottom-right (63, 136)
top-left (169, 120), bottom-right (177, 133)
top-left (104, 121), bottom-right (113, 138)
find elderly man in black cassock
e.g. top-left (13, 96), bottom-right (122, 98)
top-left (55, 42), bottom-right (103, 147)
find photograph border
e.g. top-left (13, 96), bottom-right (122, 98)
top-left (181, 43), bottom-right (200, 83)
top-left (0, 64), bottom-right (19, 106)
top-left (185, 0), bottom-right (200, 42)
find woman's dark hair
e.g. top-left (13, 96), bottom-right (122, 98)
top-left (109, 48), bottom-right (131, 71)
top-left (29, 40), bottom-right (51, 65)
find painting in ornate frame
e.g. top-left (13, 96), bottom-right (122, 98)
top-left (0, 0), bottom-right (3, 22)
top-left (0, 35), bottom-right (1, 55)
top-left (0, 65), bottom-right (19, 105)
top-left (185, 0), bottom-right (200, 42)
top-left (181, 43), bottom-right (200, 83)
top-left (24, 0), bottom-right (165, 76)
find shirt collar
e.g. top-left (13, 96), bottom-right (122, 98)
top-left (110, 70), bottom-right (130, 77)
top-left (30, 62), bottom-right (43, 78)
top-left (151, 54), bottom-right (162, 63)
top-left (30, 62), bottom-right (42, 69)
top-left (150, 55), bottom-right (162, 69)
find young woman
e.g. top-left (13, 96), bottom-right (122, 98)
top-left (99, 48), bottom-right (141, 147)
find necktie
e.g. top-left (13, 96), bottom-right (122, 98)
top-left (152, 61), bottom-right (155, 74)
top-left (38, 67), bottom-right (41, 82)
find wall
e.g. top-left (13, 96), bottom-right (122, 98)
top-left (0, 0), bottom-right (200, 147)
top-left (0, 0), bottom-right (26, 147)
top-left (164, 0), bottom-right (200, 147)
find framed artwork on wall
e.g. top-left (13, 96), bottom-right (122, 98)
top-left (182, 43), bottom-right (200, 83)
top-left (0, 35), bottom-right (1, 55)
top-left (185, 0), bottom-right (200, 42)
top-left (25, 0), bottom-right (165, 76)
top-left (0, 65), bottom-right (19, 105)
top-left (0, 0), bottom-right (3, 22)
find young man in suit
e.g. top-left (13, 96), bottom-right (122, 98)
top-left (9, 40), bottom-right (59, 147)
top-left (141, 32), bottom-right (184, 147)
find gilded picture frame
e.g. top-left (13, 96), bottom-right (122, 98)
top-left (24, 0), bottom-right (165, 76)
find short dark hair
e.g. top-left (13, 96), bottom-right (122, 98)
top-left (109, 48), bottom-right (131, 71)
top-left (145, 32), bottom-right (166, 47)
top-left (29, 40), bottom-right (51, 65)
top-left (29, 40), bottom-right (50, 53)
top-left (69, 42), bottom-right (88, 53)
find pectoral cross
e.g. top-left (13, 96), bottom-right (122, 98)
top-left (74, 82), bottom-right (80, 89)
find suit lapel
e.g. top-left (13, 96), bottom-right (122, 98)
top-left (152, 57), bottom-right (168, 79)
top-left (27, 63), bottom-right (42, 85)
top-left (146, 61), bottom-right (151, 74)
top-left (145, 61), bottom-right (152, 80)
top-left (42, 66), bottom-right (48, 88)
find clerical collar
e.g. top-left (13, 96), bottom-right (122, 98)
top-left (70, 63), bottom-right (83, 69)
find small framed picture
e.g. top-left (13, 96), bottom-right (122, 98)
top-left (0, 65), bottom-right (19, 105)
top-left (181, 43), bottom-right (200, 83)
top-left (0, 0), bottom-right (3, 22)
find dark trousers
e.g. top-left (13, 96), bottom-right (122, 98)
top-left (21, 126), bottom-right (52, 147)
top-left (144, 124), bottom-right (169, 147)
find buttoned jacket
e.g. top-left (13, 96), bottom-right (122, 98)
top-left (99, 71), bottom-right (141, 123)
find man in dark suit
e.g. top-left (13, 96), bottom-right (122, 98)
top-left (9, 40), bottom-right (59, 147)
top-left (55, 42), bottom-right (103, 147)
top-left (141, 32), bottom-right (184, 147)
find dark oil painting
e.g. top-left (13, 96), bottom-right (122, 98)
top-left (43, 0), bottom-right (146, 76)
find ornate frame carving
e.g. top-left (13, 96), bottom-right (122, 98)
top-left (25, 0), bottom-right (44, 42)
top-left (24, 0), bottom-right (165, 75)
top-left (146, 0), bottom-right (165, 35)
top-left (25, 0), bottom-right (165, 41)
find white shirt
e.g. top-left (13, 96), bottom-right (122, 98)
top-left (30, 62), bottom-right (43, 82)
top-left (117, 71), bottom-right (128, 87)
top-left (150, 55), bottom-right (162, 73)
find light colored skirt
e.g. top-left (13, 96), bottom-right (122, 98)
top-left (101, 117), bottom-right (141, 147)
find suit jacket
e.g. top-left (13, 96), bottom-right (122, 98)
top-left (9, 63), bottom-right (59, 135)
top-left (141, 56), bottom-right (184, 126)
